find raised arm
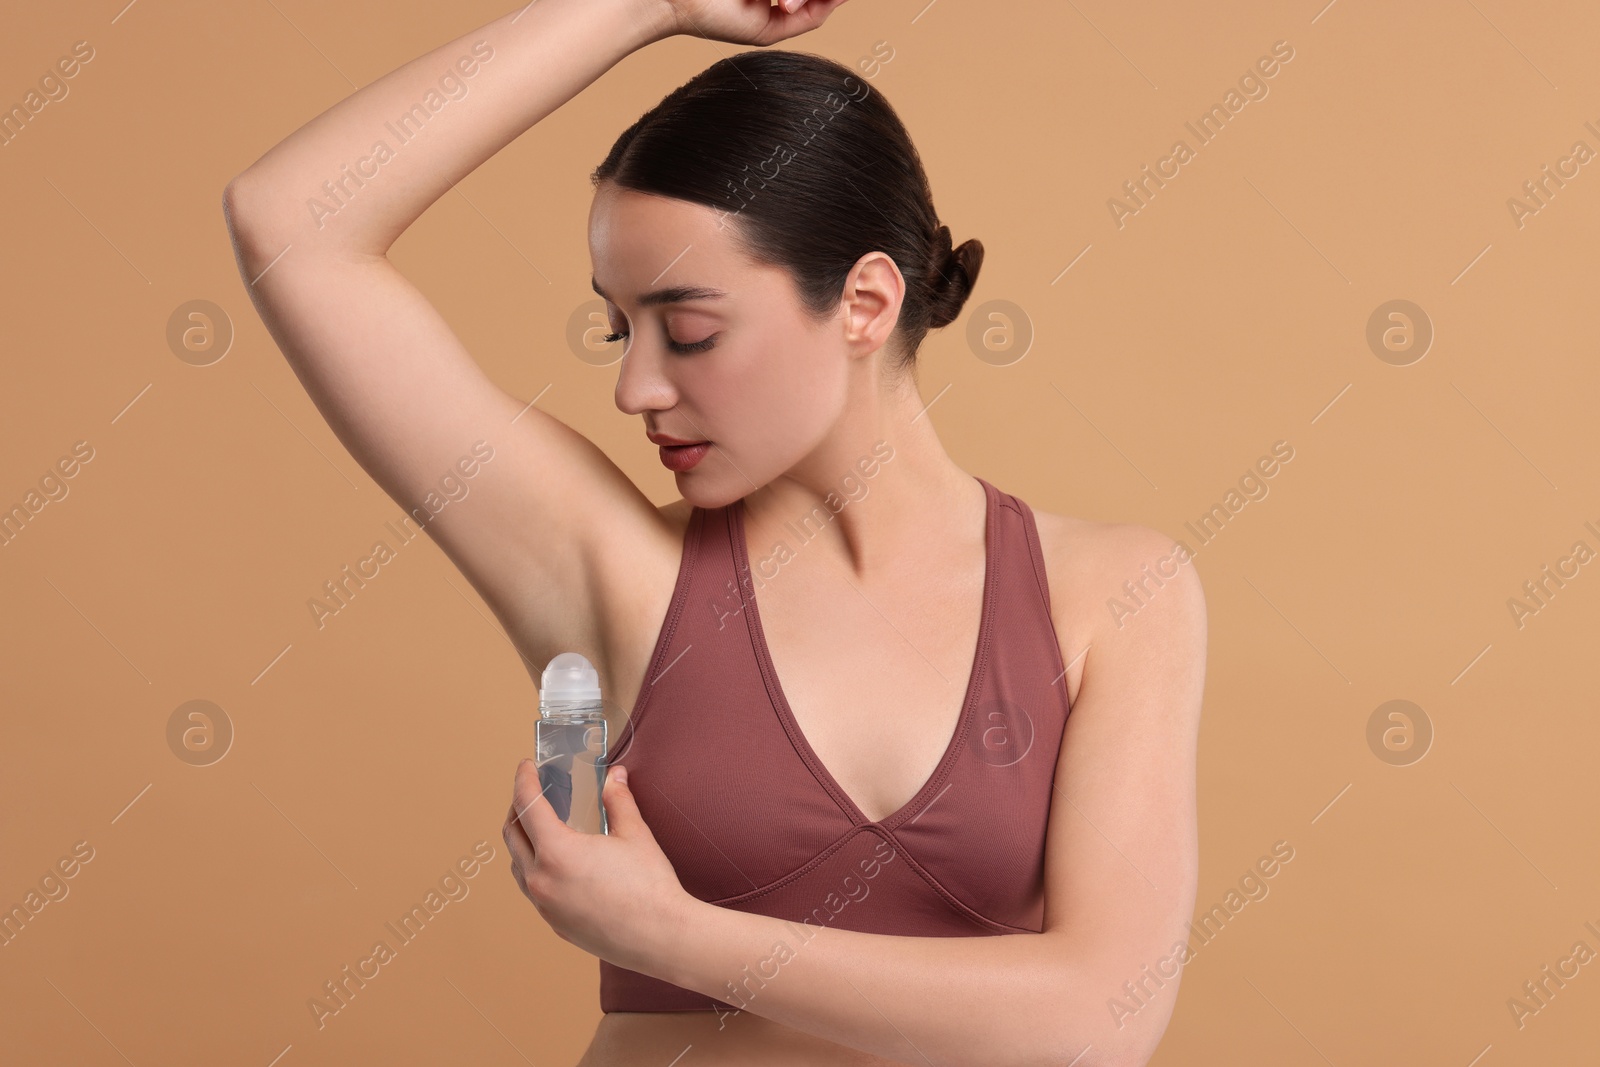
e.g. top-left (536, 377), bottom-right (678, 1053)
top-left (220, 0), bottom-right (681, 676)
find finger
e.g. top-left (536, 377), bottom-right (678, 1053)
top-left (511, 758), bottom-right (565, 849)
top-left (775, 0), bottom-right (848, 26)
top-left (600, 764), bottom-right (646, 840)
top-left (501, 799), bottom-right (544, 907)
top-left (502, 800), bottom-right (537, 876)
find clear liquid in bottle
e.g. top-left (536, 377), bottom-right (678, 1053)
top-left (536, 652), bottom-right (609, 835)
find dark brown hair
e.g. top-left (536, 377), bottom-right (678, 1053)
top-left (590, 49), bottom-right (983, 375)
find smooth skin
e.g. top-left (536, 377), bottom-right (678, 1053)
top-left (222, 1), bottom-right (1205, 1065)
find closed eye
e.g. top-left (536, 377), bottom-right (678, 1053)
top-left (601, 330), bottom-right (717, 354)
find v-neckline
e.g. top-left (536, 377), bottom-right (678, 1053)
top-left (732, 475), bottom-right (997, 828)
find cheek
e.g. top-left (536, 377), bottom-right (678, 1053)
top-left (721, 339), bottom-right (840, 448)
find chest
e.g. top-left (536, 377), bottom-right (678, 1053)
top-left (749, 553), bottom-right (987, 825)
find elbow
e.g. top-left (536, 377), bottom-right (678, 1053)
top-left (222, 171), bottom-right (290, 281)
top-left (223, 169), bottom-right (291, 248)
top-left (221, 175), bottom-right (262, 282)
top-left (221, 172), bottom-right (260, 237)
top-left (221, 174), bottom-right (244, 230)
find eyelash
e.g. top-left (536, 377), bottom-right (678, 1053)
top-left (601, 330), bottom-right (717, 354)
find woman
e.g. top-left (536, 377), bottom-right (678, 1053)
top-left (223, 1), bottom-right (1206, 1064)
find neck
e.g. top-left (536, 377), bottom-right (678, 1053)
top-left (741, 369), bottom-right (984, 582)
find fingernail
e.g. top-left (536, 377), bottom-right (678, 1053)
top-left (613, 765), bottom-right (628, 786)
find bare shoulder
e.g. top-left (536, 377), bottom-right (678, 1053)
top-left (1033, 510), bottom-right (1205, 597)
top-left (1028, 507), bottom-right (1207, 704)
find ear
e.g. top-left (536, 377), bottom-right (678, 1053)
top-left (839, 251), bottom-right (905, 359)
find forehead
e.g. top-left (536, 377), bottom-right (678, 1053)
top-left (588, 185), bottom-right (746, 299)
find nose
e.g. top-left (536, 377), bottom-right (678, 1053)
top-left (612, 339), bottom-right (677, 417)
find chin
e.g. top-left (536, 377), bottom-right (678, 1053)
top-left (677, 464), bottom-right (762, 511)
top-left (676, 472), bottom-right (735, 509)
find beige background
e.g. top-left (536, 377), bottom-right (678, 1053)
top-left (3, 0), bottom-right (1598, 1063)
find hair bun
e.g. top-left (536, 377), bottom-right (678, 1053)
top-left (926, 225), bottom-right (984, 330)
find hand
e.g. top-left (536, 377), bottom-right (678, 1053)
top-left (502, 759), bottom-right (693, 978)
top-left (656, 0), bottom-right (853, 47)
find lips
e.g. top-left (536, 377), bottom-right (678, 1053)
top-left (647, 431), bottom-right (708, 447)
top-left (657, 441), bottom-right (710, 472)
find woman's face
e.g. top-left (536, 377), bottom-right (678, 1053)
top-left (588, 183), bottom-right (853, 508)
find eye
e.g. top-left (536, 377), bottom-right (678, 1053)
top-left (668, 334), bottom-right (718, 354)
top-left (601, 330), bottom-right (717, 354)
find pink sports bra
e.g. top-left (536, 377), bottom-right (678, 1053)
top-left (600, 474), bottom-right (1073, 1012)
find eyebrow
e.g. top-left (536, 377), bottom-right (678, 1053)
top-left (591, 277), bottom-right (729, 308)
